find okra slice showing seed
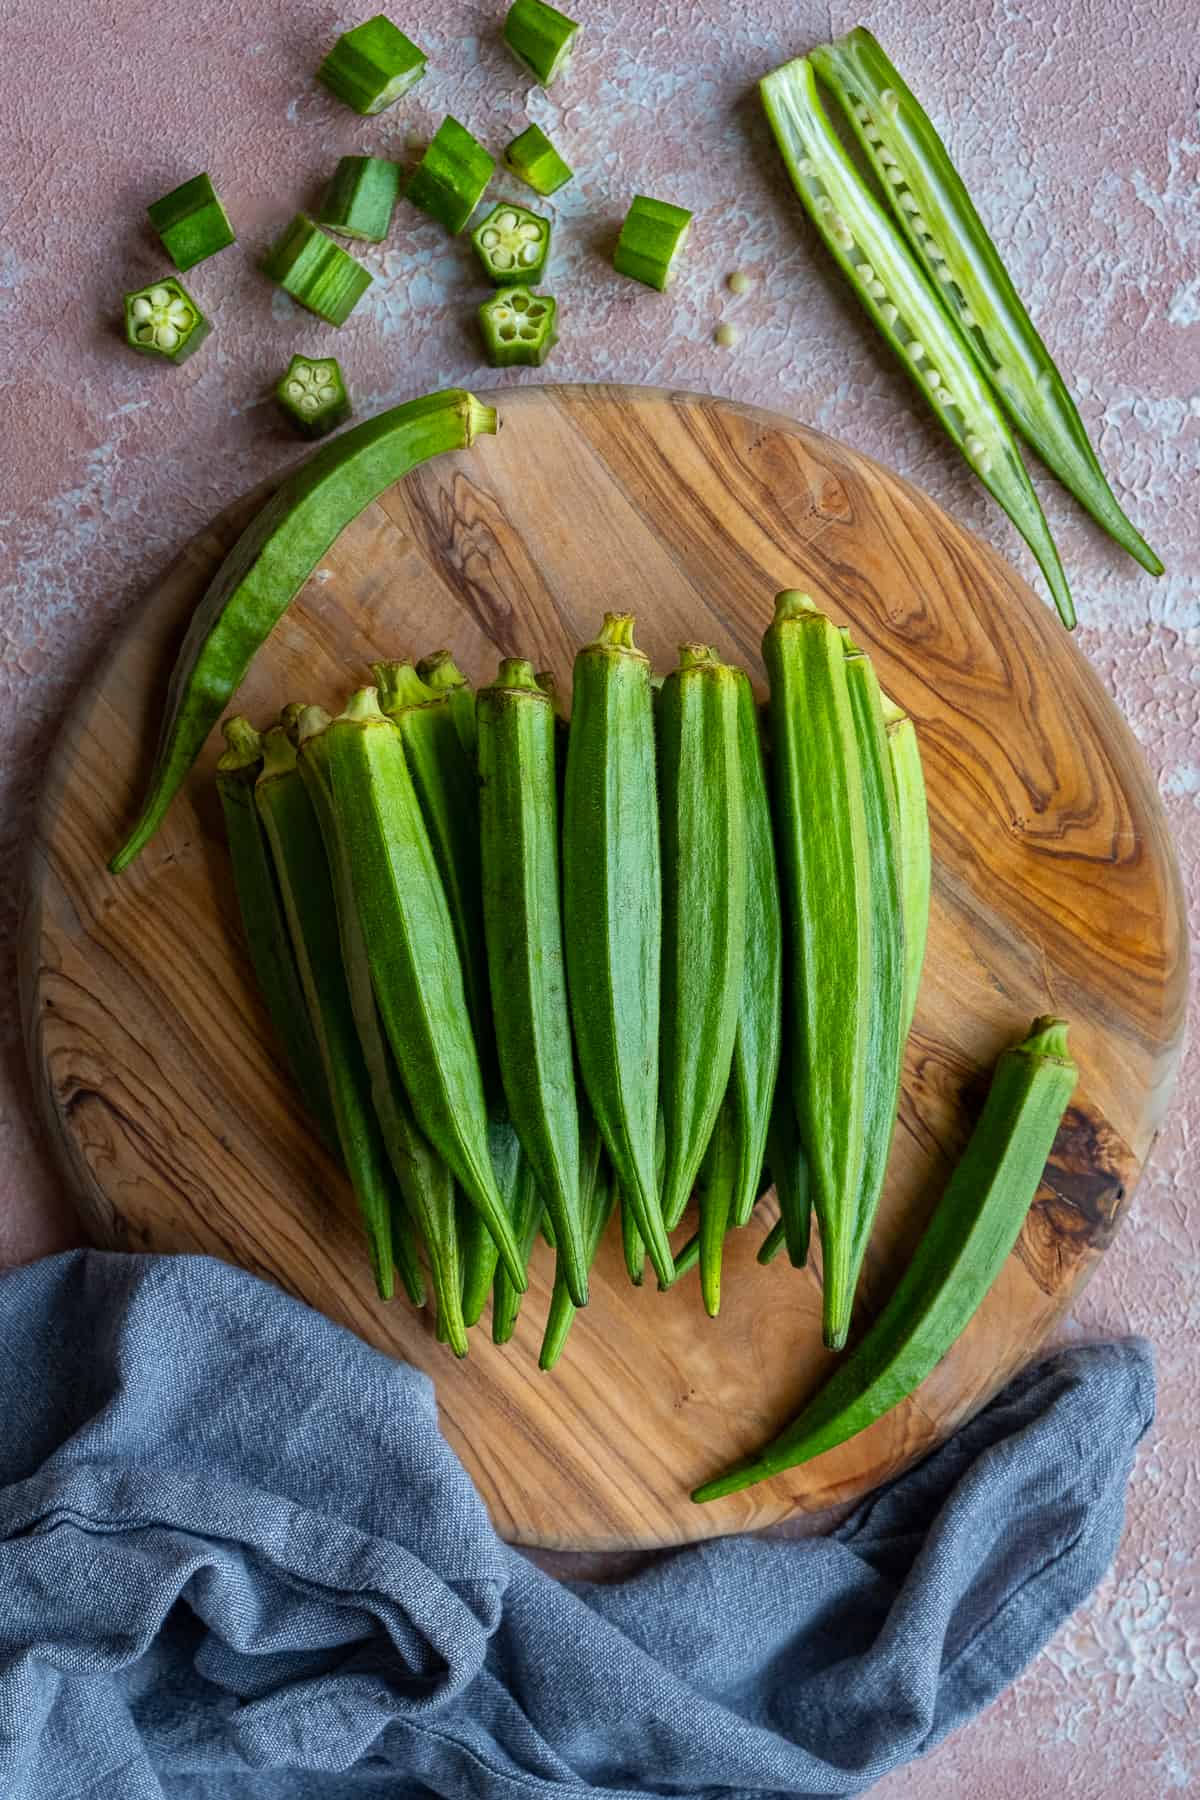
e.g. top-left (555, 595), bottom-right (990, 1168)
top-left (147, 172), bottom-right (235, 271)
top-left (472, 201), bottom-right (551, 284)
top-left (262, 215), bottom-right (373, 326)
top-left (811, 28), bottom-right (1162, 579)
top-left (760, 56), bottom-right (1074, 628)
top-left (479, 287), bottom-right (557, 368)
top-left (124, 279), bottom-right (211, 363)
top-left (613, 196), bottom-right (693, 291)
top-left (276, 355), bottom-right (352, 439)
top-left (317, 14), bottom-right (426, 114)
top-left (318, 155), bottom-right (401, 243)
top-left (504, 123), bottom-right (572, 196)
top-left (503, 0), bottom-right (580, 87)
top-left (406, 116), bottom-right (494, 234)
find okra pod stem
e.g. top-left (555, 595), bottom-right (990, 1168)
top-left (416, 650), bottom-right (477, 759)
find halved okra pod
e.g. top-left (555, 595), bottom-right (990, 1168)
top-left (477, 660), bottom-right (589, 1307)
top-left (294, 705), bottom-right (468, 1355)
top-left (882, 692), bottom-right (930, 1038)
top-left (254, 726), bottom-right (397, 1300)
top-left (695, 1017), bottom-right (1077, 1500)
top-left (764, 591), bottom-right (871, 1350)
top-left (760, 56), bottom-right (1074, 627)
top-left (563, 614), bottom-right (674, 1288)
top-left (658, 646), bottom-right (747, 1230)
top-left (323, 688), bottom-right (525, 1291)
top-left (811, 28), bottom-right (1161, 579)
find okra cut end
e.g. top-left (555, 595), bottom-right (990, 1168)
top-left (317, 14), bottom-right (427, 114)
top-left (147, 172), bottom-right (235, 271)
top-left (773, 588), bottom-right (820, 623)
top-left (594, 611), bottom-right (639, 652)
top-left (613, 196), bottom-right (693, 291)
top-left (123, 279), bottom-right (211, 363)
top-left (1021, 1016), bottom-right (1072, 1063)
top-left (504, 123), bottom-right (573, 196)
top-left (494, 657), bottom-right (542, 690)
top-left (262, 215), bottom-right (373, 326)
top-left (217, 716), bottom-right (263, 772)
top-left (503, 0), bottom-right (580, 87)
top-left (472, 201), bottom-right (552, 284)
top-left (479, 287), bottom-right (557, 368)
top-left (275, 355), bottom-right (352, 439)
top-left (294, 704), bottom-right (333, 746)
top-left (407, 116), bottom-right (495, 235)
top-left (677, 642), bottom-right (719, 671)
top-left (370, 659), bottom-right (436, 713)
top-left (337, 685), bottom-right (392, 725)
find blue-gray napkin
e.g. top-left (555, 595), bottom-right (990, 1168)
top-left (0, 1250), bottom-right (1153, 1799)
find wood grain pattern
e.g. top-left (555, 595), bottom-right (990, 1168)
top-left (21, 385), bottom-right (1186, 1550)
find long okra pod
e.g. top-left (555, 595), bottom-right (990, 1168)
top-left (760, 1041), bottom-right (812, 1268)
top-left (658, 647), bottom-right (747, 1230)
top-left (477, 660), bottom-right (589, 1307)
top-left (882, 693), bottom-right (930, 1038)
top-left (760, 58), bottom-right (1073, 627)
top-left (811, 29), bottom-right (1161, 579)
top-left (216, 718), bottom-right (339, 1153)
top-left (295, 706), bottom-right (467, 1355)
top-left (695, 1017), bottom-right (1077, 1500)
top-left (491, 1155), bottom-right (544, 1344)
top-left (254, 728), bottom-right (395, 1300)
top-left (323, 689), bottom-right (525, 1291)
top-left (563, 614), bottom-right (674, 1288)
top-left (696, 1088), bottom-right (740, 1317)
top-left (539, 1108), bottom-right (614, 1372)
top-left (764, 591), bottom-right (871, 1350)
top-left (461, 1118), bottom-right (525, 1328)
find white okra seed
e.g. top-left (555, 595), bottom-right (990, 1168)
top-left (965, 433), bottom-right (985, 457)
top-left (130, 297), bottom-right (152, 321)
top-left (909, 341), bottom-right (926, 361)
top-left (497, 211), bottom-right (518, 230)
top-left (868, 278), bottom-right (886, 298)
top-left (923, 366), bottom-right (942, 387)
top-left (878, 148), bottom-right (897, 167)
top-left (881, 87), bottom-right (899, 112)
top-left (858, 261), bottom-right (875, 282)
top-left (880, 302), bottom-right (899, 325)
top-left (815, 194), bottom-right (833, 213)
top-left (854, 102), bottom-right (870, 122)
top-left (937, 264), bottom-right (954, 284)
top-left (900, 192), bottom-right (919, 212)
top-left (886, 166), bottom-right (904, 185)
top-left (519, 243), bottom-right (539, 264)
top-left (961, 307), bottom-right (977, 326)
top-left (156, 324), bottom-right (180, 350)
top-left (149, 286), bottom-right (171, 307)
top-left (865, 124), bottom-right (882, 143)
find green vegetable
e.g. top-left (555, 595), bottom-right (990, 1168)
top-left (322, 688), bottom-right (526, 1292)
top-left (811, 29), bottom-right (1161, 579)
top-left (764, 591), bottom-right (871, 1350)
top-left (295, 705), bottom-right (468, 1355)
top-left (504, 123), bottom-right (572, 195)
top-left (491, 1153), bottom-right (543, 1344)
top-left (620, 1189), bottom-right (645, 1286)
top-left (406, 116), bottom-right (494, 234)
top-left (275, 355), bottom-right (352, 439)
top-left (760, 56), bottom-right (1074, 628)
top-left (882, 692), bottom-right (930, 1038)
top-left (539, 1109), bottom-right (614, 1370)
top-left (503, 0), bottom-right (580, 86)
top-left (215, 718), bottom-right (339, 1153)
top-left (261, 215), bottom-right (373, 325)
top-left (415, 650), bottom-right (477, 758)
top-left (472, 201), bottom-right (552, 283)
top-left (123, 279), bottom-right (211, 363)
top-left (563, 613), bottom-right (674, 1289)
top-left (110, 389), bottom-right (494, 872)
top-left (254, 727), bottom-right (395, 1299)
top-left (613, 196), bottom-right (693, 291)
top-left (695, 1085), bottom-right (741, 1316)
top-left (461, 1118), bottom-right (524, 1327)
top-left (479, 286), bottom-right (557, 367)
top-left (760, 1049), bottom-right (811, 1267)
top-left (147, 173), bottom-right (235, 271)
top-left (694, 1017), bottom-right (1077, 1500)
top-left (317, 14), bottom-right (426, 114)
top-left (477, 659), bottom-right (589, 1307)
top-left (317, 155), bottom-right (401, 242)
top-left (658, 646), bottom-right (746, 1230)
top-left (388, 1194), bottom-right (428, 1307)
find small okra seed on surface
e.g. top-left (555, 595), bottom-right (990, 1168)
top-left (714, 322), bottom-right (738, 348)
top-left (864, 124), bottom-right (882, 144)
top-left (726, 269), bottom-right (752, 294)
top-left (854, 102), bottom-right (870, 121)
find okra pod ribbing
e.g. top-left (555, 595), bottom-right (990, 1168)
top-left (882, 693), bottom-right (930, 1038)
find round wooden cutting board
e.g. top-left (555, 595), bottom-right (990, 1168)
top-left (22, 385), bottom-right (1186, 1551)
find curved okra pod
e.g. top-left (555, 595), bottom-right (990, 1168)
top-left (322, 689), bottom-right (526, 1292)
top-left (253, 728), bottom-right (395, 1300)
top-left (658, 646), bottom-right (747, 1229)
top-left (416, 650), bottom-right (477, 759)
top-left (563, 614), bottom-right (674, 1288)
top-left (295, 706), bottom-right (467, 1356)
top-left (477, 660), bottom-right (589, 1307)
top-left (882, 692), bottom-right (930, 1038)
top-left (760, 58), bottom-right (1073, 627)
top-left (110, 390), bottom-right (495, 872)
top-left (695, 1018), bottom-right (1077, 1501)
top-left (764, 591), bottom-right (870, 1349)
top-left (216, 718), bottom-right (339, 1153)
top-left (810, 29), bottom-right (1162, 579)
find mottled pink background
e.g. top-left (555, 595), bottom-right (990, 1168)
top-left (2, 1), bottom-right (1196, 1791)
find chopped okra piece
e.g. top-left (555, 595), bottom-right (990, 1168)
top-left (479, 286), bottom-right (557, 367)
top-left (147, 173), bottom-right (235, 271)
top-left (503, 0), bottom-right (580, 86)
top-left (613, 195), bottom-right (693, 291)
top-left (472, 201), bottom-right (551, 283)
top-left (317, 14), bottom-right (426, 114)
top-left (503, 123), bottom-right (572, 196)
top-left (317, 155), bottom-right (401, 242)
top-left (406, 116), bottom-right (494, 234)
top-left (275, 355), bottom-right (352, 438)
top-left (261, 215), bottom-right (373, 325)
top-left (123, 278), bottom-right (211, 363)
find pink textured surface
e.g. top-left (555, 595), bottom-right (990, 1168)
top-left (2, 2), bottom-right (1196, 1791)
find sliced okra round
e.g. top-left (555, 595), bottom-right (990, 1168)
top-left (471, 201), bottom-right (551, 283)
top-left (478, 286), bottom-right (557, 367)
top-left (123, 278), bottom-right (211, 363)
top-left (275, 355), bottom-right (352, 439)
